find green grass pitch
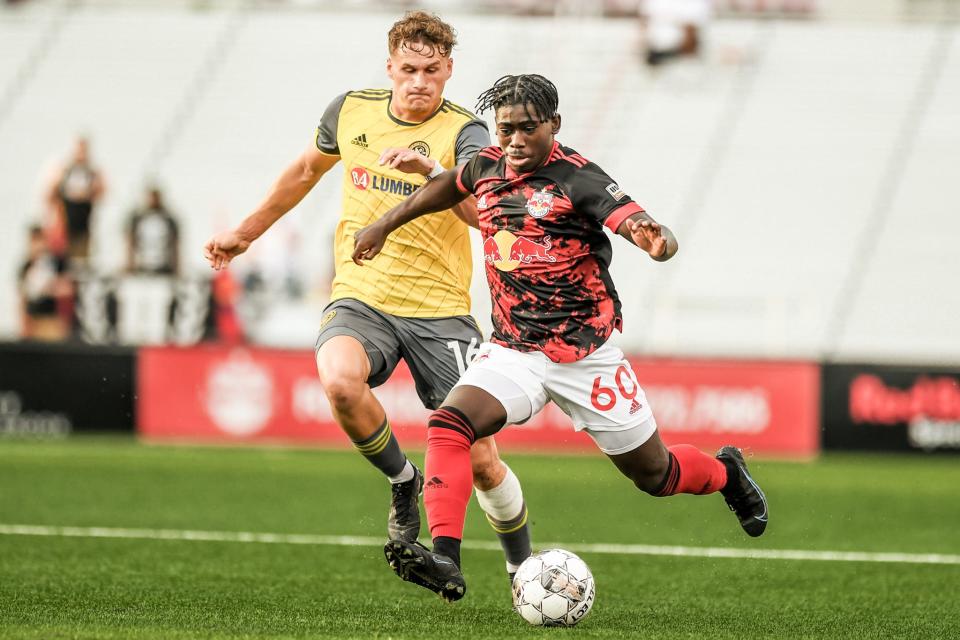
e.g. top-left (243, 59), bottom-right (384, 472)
top-left (1, 437), bottom-right (959, 639)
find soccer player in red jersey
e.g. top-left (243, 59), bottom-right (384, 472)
top-left (354, 74), bottom-right (768, 602)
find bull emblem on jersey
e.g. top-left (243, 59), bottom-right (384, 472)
top-left (483, 230), bottom-right (555, 271)
top-left (525, 189), bottom-right (554, 219)
top-left (509, 235), bottom-right (555, 263)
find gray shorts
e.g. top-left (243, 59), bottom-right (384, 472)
top-left (315, 298), bottom-right (482, 410)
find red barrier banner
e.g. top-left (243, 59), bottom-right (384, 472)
top-left (138, 346), bottom-right (819, 457)
top-left (637, 359), bottom-right (819, 457)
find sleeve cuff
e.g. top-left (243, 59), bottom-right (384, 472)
top-left (455, 164), bottom-right (470, 194)
top-left (604, 202), bottom-right (644, 233)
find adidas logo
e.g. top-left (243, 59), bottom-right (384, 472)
top-left (425, 476), bottom-right (448, 489)
top-left (629, 399), bottom-right (643, 415)
top-left (351, 133), bottom-right (368, 148)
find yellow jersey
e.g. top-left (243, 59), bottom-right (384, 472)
top-left (315, 89), bottom-right (489, 318)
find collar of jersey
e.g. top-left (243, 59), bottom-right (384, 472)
top-left (503, 141), bottom-right (561, 181)
top-left (386, 91), bottom-right (446, 127)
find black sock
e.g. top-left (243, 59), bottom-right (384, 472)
top-left (351, 419), bottom-right (407, 478)
top-left (485, 504), bottom-right (532, 571)
top-left (433, 536), bottom-right (462, 568)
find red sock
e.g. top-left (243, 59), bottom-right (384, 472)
top-left (655, 444), bottom-right (728, 496)
top-left (423, 407), bottom-right (476, 540)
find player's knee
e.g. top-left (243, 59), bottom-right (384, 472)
top-left (317, 370), bottom-right (366, 410)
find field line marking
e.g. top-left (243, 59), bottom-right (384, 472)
top-left (2, 523), bottom-right (959, 566)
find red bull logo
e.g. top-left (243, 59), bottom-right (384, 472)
top-left (482, 236), bottom-right (503, 263)
top-left (484, 230), bottom-right (555, 272)
top-left (525, 188), bottom-right (554, 218)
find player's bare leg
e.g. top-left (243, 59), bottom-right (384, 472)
top-left (607, 431), bottom-right (768, 537)
top-left (386, 385), bottom-right (506, 600)
top-left (316, 336), bottom-right (385, 439)
top-left (470, 437), bottom-right (532, 578)
top-left (605, 431), bottom-right (673, 493)
top-left (316, 335), bottom-right (423, 542)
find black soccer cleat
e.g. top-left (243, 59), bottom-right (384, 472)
top-left (717, 446), bottom-right (768, 537)
top-left (384, 539), bottom-right (467, 602)
top-left (388, 463), bottom-right (423, 543)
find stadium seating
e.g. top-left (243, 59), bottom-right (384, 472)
top-left (0, 4), bottom-right (956, 362)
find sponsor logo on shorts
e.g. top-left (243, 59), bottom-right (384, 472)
top-left (320, 310), bottom-right (337, 328)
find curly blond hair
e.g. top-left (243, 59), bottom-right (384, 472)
top-left (387, 11), bottom-right (457, 57)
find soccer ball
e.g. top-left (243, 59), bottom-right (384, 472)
top-left (511, 549), bottom-right (595, 627)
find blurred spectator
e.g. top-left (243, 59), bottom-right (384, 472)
top-left (18, 225), bottom-right (71, 341)
top-left (126, 185), bottom-right (180, 276)
top-left (46, 136), bottom-right (105, 266)
top-left (639, 0), bottom-right (712, 66)
top-left (211, 269), bottom-right (244, 344)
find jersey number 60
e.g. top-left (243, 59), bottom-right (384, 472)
top-left (590, 364), bottom-right (638, 412)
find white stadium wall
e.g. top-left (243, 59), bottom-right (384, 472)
top-left (0, 3), bottom-right (957, 363)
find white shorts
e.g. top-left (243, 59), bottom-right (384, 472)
top-left (454, 342), bottom-right (657, 455)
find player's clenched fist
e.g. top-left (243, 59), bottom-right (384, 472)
top-left (352, 221), bottom-right (389, 265)
top-left (203, 230), bottom-right (251, 271)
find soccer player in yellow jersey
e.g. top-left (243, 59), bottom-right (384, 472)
top-left (204, 11), bottom-right (532, 578)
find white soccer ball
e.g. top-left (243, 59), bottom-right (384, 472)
top-left (511, 548), bottom-right (595, 627)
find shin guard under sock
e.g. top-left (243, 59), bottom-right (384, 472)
top-left (654, 444), bottom-right (728, 496)
top-left (423, 406), bottom-right (476, 541)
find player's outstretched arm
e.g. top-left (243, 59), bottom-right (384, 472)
top-left (352, 169), bottom-right (468, 264)
top-left (379, 147), bottom-right (479, 229)
top-left (618, 212), bottom-right (679, 262)
top-left (203, 146), bottom-right (339, 270)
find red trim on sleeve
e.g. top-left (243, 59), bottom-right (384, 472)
top-left (604, 202), bottom-right (644, 233)
top-left (455, 164), bottom-right (470, 194)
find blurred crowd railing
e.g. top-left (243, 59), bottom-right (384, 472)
top-left (4, 337), bottom-right (959, 456)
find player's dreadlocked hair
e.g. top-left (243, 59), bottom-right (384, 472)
top-left (387, 11), bottom-right (457, 57)
top-left (475, 74), bottom-right (559, 122)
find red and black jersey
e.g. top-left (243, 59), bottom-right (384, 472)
top-left (456, 141), bottom-right (644, 363)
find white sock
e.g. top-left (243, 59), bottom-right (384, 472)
top-left (388, 459), bottom-right (415, 484)
top-left (475, 464), bottom-right (524, 522)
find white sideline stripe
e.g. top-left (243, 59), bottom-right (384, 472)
top-left (2, 524), bottom-right (959, 566)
